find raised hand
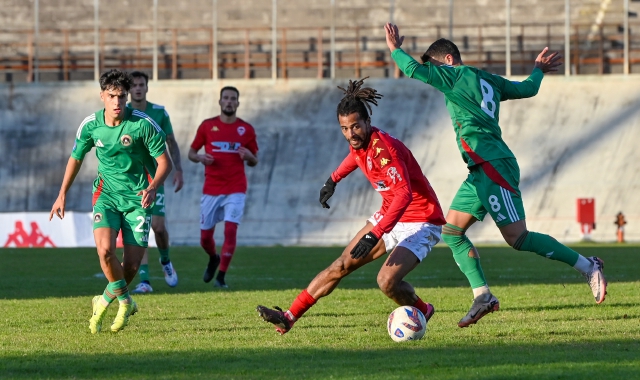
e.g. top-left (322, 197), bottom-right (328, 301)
top-left (534, 47), bottom-right (563, 74)
top-left (384, 23), bottom-right (404, 52)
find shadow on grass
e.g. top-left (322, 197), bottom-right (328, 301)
top-left (1, 246), bottom-right (640, 300)
top-left (2, 340), bottom-right (639, 379)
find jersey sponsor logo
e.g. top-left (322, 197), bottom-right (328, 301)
top-left (367, 156), bottom-right (373, 171)
top-left (374, 147), bottom-right (384, 158)
top-left (237, 126), bottom-right (246, 136)
top-left (372, 139), bottom-right (379, 146)
top-left (94, 213), bottom-right (103, 223)
top-left (211, 141), bottom-right (241, 152)
top-left (212, 126), bottom-right (220, 132)
top-left (95, 139), bottom-right (104, 147)
top-left (3, 221), bottom-right (56, 248)
top-left (374, 180), bottom-right (389, 192)
top-left (120, 134), bottom-right (132, 146)
top-left (372, 211), bottom-right (384, 223)
top-left (495, 213), bottom-right (507, 223)
top-left (72, 142), bottom-right (77, 152)
top-left (380, 157), bottom-right (391, 167)
top-left (387, 166), bottom-right (402, 184)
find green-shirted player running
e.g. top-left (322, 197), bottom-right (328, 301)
top-left (385, 23), bottom-right (607, 328)
top-left (127, 71), bottom-right (184, 294)
top-left (50, 69), bottom-right (172, 333)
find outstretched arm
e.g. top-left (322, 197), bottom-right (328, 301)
top-left (319, 154), bottom-right (359, 209)
top-left (500, 47), bottom-right (562, 101)
top-left (50, 157), bottom-right (83, 220)
top-left (385, 23), bottom-right (456, 92)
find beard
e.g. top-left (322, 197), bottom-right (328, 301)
top-left (222, 109), bottom-right (236, 117)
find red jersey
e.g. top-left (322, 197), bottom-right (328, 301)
top-left (190, 116), bottom-right (258, 195)
top-left (331, 127), bottom-right (445, 239)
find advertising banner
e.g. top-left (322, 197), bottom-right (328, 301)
top-left (1, 212), bottom-right (156, 248)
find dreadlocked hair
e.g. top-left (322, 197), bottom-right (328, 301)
top-left (336, 77), bottom-right (383, 121)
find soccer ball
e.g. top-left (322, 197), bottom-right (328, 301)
top-left (387, 306), bottom-right (427, 342)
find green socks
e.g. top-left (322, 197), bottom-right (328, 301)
top-left (101, 279), bottom-right (130, 304)
top-left (111, 279), bottom-right (131, 303)
top-left (158, 248), bottom-right (171, 265)
top-left (139, 264), bottom-right (150, 283)
top-left (513, 231), bottom-right (579, 266)
top-left (101, 282), bottom-right (117, 304)
top-left (442, 223), bottom-right (488, 289)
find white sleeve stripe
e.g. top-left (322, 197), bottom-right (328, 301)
top-left (75, 114), bottom-right (96, 139)
top-left (132, 110), bottom-right (162, 134)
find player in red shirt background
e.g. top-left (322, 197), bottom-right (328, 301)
top-left (188, 86), bottom-right (258, 288)
top-left (257, 78), bottom-right (446, 335)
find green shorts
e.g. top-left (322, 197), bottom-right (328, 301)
top-left (449, 158), bottom-right (525, 227)
top-left (92, 194), bottom-right (152, 247)
top-left (150, 185), bottom-right (166, 217)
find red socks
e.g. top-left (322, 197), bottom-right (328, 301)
top-left (287, 289), bottom-right (317, 321)
top-left (219, 222), bottom-right (238, 272)
top-left (412, 297), bottom-right (429, 316)
top-left (200, 229), bottom-right (216, 257)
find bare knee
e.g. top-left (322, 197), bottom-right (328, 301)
top-left (377, 273), bottom-right (399, 297)
top-left (96, 245), bottom-right (116, 261)
top-left (504, 230), bottom-right (527, 248)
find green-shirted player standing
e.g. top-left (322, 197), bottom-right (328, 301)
top-left (50, 69), bottom-right (172, 333)
top-left (127, 71), bottom-right (183, 294)
top-left (385, 23), bottom-right (607, 328)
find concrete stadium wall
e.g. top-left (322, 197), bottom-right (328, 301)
top-left (1, 75), bottom-right (639, 246)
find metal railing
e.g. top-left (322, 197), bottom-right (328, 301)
top-left (1, 21), bottom-right (638, 82)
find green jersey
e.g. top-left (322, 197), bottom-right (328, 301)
top-left (126, 101), bottom-right (174, 178)
top-left (391, 48), bottom-right (544, 167)
top-left (71, 108), bottom-right (167, 207)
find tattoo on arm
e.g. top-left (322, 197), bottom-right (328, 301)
top-left (166, 135), bottom-right (183, 172)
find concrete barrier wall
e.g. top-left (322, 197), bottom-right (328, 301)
top-left (1, 75), bottom-right (639, 245)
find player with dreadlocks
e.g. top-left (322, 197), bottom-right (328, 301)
top-left (257, 77), bottom-right (446, 335)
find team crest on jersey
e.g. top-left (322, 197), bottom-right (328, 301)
top-left (367, 156), bottom-right (373, 171)
top-left (120, 134), bottom-right (132, 146)
top-left (387, 166), bottom-right (402, 184)
top-left (212, 126), bottom-right (219, 132)
top-left (93, 213), bottom-right (103, 223)
top-left (237, 126), bottom-right (246, 136)
top-left (380, 157), bottom-right (391, 167)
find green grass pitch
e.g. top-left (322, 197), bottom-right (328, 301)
top-left (1, 244), bottom-right (639, 379)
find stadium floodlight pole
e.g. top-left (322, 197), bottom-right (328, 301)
top-left (93, 0), bottom-right (99, 81)
top-left (330, 0), bottom-right (336, 80)
top-left (272, 0), bottom-right (277, 81)
top-left (448, 0), bottom-right (453, 40)
top-left (34, 0), bottom-right (39, 83)
top-left (624, 0), bottom-right (630, 75)
top-left (505, 0), bottom-right (511, 76)
top-left (153, 0), bottom-right (158, 81)
top-left (565, 0), bottom-right (571, 76)
top-left (212, 0), bottom-right (218, 81)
